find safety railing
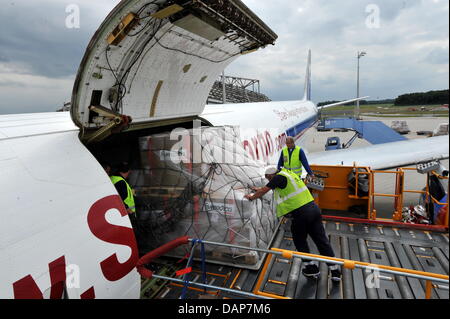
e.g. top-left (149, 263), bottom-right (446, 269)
top-left (261, 247), bottom-right (449, 299)
top-left (136, 236), bottom-right (273, 299)
top-left (354, 167), bottom-right (373, 219)
top-left (136, 236), bottom-right (449, 299)
top-left (350, 164), bottom-right (449, 225)
top-left (369, 169), bottom-right (405, 221)
top-left (398, 167), bottom-right (428, 221)
top-left (346, 165), bottom-right (405, 220)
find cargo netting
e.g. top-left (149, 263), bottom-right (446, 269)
top-left (129, 126), bottom-right (279, 270)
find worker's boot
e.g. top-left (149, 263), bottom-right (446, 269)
top-left (329, 265), bottom-right (341, 282)
top-left (302, 263), bottom-right (320, 278)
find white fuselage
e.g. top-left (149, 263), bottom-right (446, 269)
top-left (2, 98), bottom-right (449, 299)
top-left (0, 100), bottom-right (318, 299)
top-left (0, 112), bottom-right (140, 299)
top-left (201, 99), bottom-right (318, 165)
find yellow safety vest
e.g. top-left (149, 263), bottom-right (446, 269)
top-left (274, 169), bottom-right (314, 218)
top-left (110, 175), bottom-right (136, 213)
top-left (282, 146), bottom-right (303, 176)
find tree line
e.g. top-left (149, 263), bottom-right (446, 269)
top-left (318, 90), bottom-right (449, 107)
top-left (394, 90), bottom-right (449, 106)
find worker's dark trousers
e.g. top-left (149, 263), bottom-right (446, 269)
top-left (288, 201), bottom-right (335, 264)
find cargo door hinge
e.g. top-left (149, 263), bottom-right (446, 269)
top-left (84, 105), bottom-right (132, 144)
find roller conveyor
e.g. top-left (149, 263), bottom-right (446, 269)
top-left (252, 218), bottom-right (449, 299)
top-left (146, 218), bottom-right (448, 300)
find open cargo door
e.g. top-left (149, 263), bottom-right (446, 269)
top-left (70, 0), bottom-right (277, 143)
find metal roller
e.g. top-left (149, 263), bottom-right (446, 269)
top-left (341, 236), bottom-right (355, 299)
top-left (432, 247), bottom-right (449, 275)
top-left (285, 258), bottom-right (302, 298)
top-left (358, 238), bottom-right (378, 299)
top-left (384, 242), bottom-right (414, 299)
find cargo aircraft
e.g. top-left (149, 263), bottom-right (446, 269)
top-left (1, 0), bottom-right (448, 299)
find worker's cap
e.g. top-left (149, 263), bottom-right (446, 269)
top-left (116, 162), bottom-right (130, 173)
top-left (265, 166), bottom-right (278, 175)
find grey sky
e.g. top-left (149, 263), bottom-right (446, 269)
top-left (0, 0), bottom-right (448, 114)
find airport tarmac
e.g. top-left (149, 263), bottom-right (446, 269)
top-left (302, 116), bottom-right (449, 219)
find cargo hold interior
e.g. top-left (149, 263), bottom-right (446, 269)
top-left (86, 120), bottom-right (201, 175)
top-left (85, 120), bottom-right (279, 272)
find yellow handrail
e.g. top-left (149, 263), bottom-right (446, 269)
top-left (270, 248), bottom-right (448, 281)
top-left (252, 246), bottom-right (449, 299)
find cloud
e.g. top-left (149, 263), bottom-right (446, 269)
top-left (426, 47), bottom-right (450, 65)
top-left (0, 0), bottom-right (121, 114)
top-left (227, 0), bottom-right (449, 101)
top-left (0, 0), bottom-right (120, 79)
top-left (0, 64), bottom-right (74, 114)
top-left (0, 0), bottom-right (448, 114)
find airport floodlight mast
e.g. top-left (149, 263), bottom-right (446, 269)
top-left (356, 51), bottom-right (367, 119)
top-left (222, 71), bottom-right (226, 104)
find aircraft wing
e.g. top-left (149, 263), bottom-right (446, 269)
top-left (318, 96), bottom-right (370, 110)
top-left (0, 112), bottom-right (77, 140)
top-left (308, 135), bottom-right (449, 170)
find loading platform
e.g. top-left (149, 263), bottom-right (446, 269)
top-left (257, 218), bottom-right (448, 299)
top-left (140, 217), bottom-right (448, 299)
top-left (138, 164), bottom-right (449, 299)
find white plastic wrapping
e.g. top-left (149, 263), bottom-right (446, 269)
top-left (131, 126), bottom-right (279, 269)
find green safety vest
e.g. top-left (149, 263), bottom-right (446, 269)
top-left (282, 146), bottom-right (303, 176)
top-left (274, 169), bottom-right (314, 218)
top-left (110, 175), bottom-right (136, 213)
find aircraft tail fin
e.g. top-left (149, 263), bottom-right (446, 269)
top-left (303, 49), bottom-right (312, 101)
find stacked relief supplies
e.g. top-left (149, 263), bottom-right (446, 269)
top-left (130, 126), bottom-right (278, 270)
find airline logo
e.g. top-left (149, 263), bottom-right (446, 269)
top-left (273, 106), bottom-right (310, 122)
top-left (11, 195), bottom-right (138, 299)
top-left (243, 129), bottom-right (286, 163)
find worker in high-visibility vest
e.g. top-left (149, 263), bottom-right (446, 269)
top-left (278, 136), bottom-right (314, 178)
top-left (245, 166), bottom-right (341, 281)
top-left (110, 162), bottom-right (136, 216)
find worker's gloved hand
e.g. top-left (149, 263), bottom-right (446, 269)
top-left (244, 194), bottom-right (253, 201)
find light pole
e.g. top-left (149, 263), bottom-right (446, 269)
top-left (222, 71), bottom-right (227, 104)
top-left (356, 51), bottom-right (366, 119)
